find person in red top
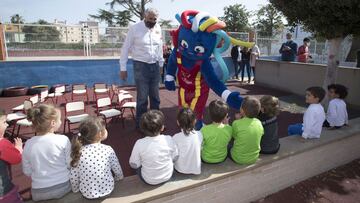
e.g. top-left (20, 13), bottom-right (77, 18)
top-left (0, 108), bottom-right (23, 203)
top-left (297, 37), bottom-right (312, 63)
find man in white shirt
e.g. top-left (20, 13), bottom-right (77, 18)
top-left (119, 8), bottom-right (164, 128)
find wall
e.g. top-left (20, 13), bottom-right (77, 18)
top-left (255, 60), bottom-right (360, 107)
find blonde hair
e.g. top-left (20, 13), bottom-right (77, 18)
top-left (71, 117), bottom-right (105, 167)
top-left (260, 95), bottom-right (280, 117)
top-left (27, 104), bottom-right (60, 134)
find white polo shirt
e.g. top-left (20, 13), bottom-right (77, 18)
top-left (302, 103), bottom-right (326, 139)
top-left (327, 98), bottom-right (348, 127)
top-left (120, 21), bottom-right (164, 71)
top-left (129, 134), bottom-right (178, 185)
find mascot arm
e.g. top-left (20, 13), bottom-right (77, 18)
top-left (201, 60), bottom-right (243, 110)
top-left (165, 50), bottom-right (177, 91)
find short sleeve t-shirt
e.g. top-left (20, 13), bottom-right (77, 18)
top-left (231, 117), bottom-right (264, 164)
top-left (201, 123), bottom-right (232, 163)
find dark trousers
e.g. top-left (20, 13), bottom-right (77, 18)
top-left (239, 60), bottom-right (251, 81)
top-left (133, 61), bottom-right (161, 127)
top-left (232, 59), bottom-right (239, 79)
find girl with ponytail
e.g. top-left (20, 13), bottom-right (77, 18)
top-left (70, 117), bottom-right (123, 199)
top-left (22, 104), bottom-right (71, 202)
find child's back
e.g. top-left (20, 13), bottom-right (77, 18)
top-left (130, 134), bottom-right (178, 185)
top-left (23, 133), bottom-right (71, 188)
top-left (71, 143), bottom-right (123, 199)
top-left (303, 103), bottom-right (325, 139)
top-left (201, 123), bottom-right (232, 163)
top-left (327, 98), bottom-right (347, 127)
top-left (231, 117), bottom-right (263, 164)
top-left (173, 130), bottom-right (202, 174)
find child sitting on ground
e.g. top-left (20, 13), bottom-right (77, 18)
top-left (258, 95), bottom-right (280, 154)
top-left (201, 100), bottom-right (232, 164)
top-left (129, 110), bottom-right (178, 185)
top-left (231, 96), bottom-right (264, 164)
top-left (172, 108), bottom-right (203, 175)
top-left (323, 84), bottom-right (348, 129)
top-left (22, 104), bottom-right (71, 202)
top-left (288, 86), bottom-right (326, 139)
top-left (0, 108), bottom-right (23, 203)
top-left (70, 117), bottom-right (123, 199)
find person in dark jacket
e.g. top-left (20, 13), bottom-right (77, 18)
top-left (240, 47), bottom-right (251, 83)
top-left (230, 45), bottom-right (240, 79)
top-left (258, 95), bottom-right (280, 154)
top-left (279, 33), bottom-right (298, 61)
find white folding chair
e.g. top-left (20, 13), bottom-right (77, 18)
top-left (64, 101), bottom-right (89, 133)
top-left (117, 93), bottom-right (136, 128)
top-left (48, 85), bottom-right (67, 104)
top-left (72, 84), bottom-right (89, 102)
top-left (96, 97), bottom-right (121, 127)
top-left (12, 94), bottom-right (39, 112)
top-left (8, 100), bottom-right (33, 137)
top-left (40, 89), bottom-right (49, 102)
top-left (93, 83), bottom-right (110, 101)
top-left (110, 84), bottom-right (130, 101)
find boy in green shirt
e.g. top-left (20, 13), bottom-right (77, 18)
top-left (231, 96), bottom-right (264, 164)
top-left (201, 100), bottom-right (232, 163)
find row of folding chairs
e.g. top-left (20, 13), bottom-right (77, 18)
top-left (7, 84), bottom-right (135, 137)
top-left (64, 92), bottom-right (136, 134)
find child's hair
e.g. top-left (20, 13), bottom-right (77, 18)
top-left (71, 116), bottom-right (105, 167)
top-left (303, 37), bottom-right (310, 43)
top-left (0, 108), bottom-right (6, 117)
top-left (327, 84), bottom-right (348, 99)
top-left (209, 100), bottom-right (229, 123)
top-left (260, 95), bottom-right (280, 118)
top-left (306, 86), bottom-right (326, 102)
top-left (140, 110), bottom-right (164, 137)
top-left (241, 96), bottom-right (261, 118)
top-left (27, 104), bottom-right (60, 134)
top-left (177, 108), bottom-right (196, 136)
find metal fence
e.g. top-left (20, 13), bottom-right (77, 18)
top-left (3, 23), bottom-right (342, 65)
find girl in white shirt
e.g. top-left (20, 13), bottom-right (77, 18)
top-left (22, 104), bottom-right (71, 201)
top-left (324, 84), bottom-right (348, 129)
top-left (70, 117), bottom-right (123, 199)
top-left (129, 110), bottom-right (178, 185)
top-left (173, 108), bottom-right (203, 175)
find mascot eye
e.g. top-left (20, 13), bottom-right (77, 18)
top-left (194, 46), bottom-right (205, 53)
top-left (181, 40), bottom-right (189, 48)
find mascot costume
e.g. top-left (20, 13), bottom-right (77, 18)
top-left (165, 10), bottom-right (254, 129)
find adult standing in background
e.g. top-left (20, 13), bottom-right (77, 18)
top-left (250, 39), bottom-right (260, 81)
top-left (297, 37), bottom-right (312, 63)
top-left (119, 8), bottom-right (164, 128)
top-left (279, 33), bottom-right (297, 62)
top-left (231, 45), bottom-right (240, 79)
top-left (240, 47), bottom-right (251, 83)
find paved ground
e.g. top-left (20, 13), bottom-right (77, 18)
top-left (253, 158), bottom-right (360, 203)
top-left (1, 81), bottom-right (359, 201)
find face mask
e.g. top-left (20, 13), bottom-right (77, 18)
top-left (145, 21), bottom-right (156, 29)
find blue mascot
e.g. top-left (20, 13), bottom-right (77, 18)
top-left (165, 10), bottom-right (254, 129)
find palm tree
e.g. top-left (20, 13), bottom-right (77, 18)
top-left (10, 14), bottom-right (24, 24)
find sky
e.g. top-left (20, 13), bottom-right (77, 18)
top-left (0, 0), bottom-right (269, 26)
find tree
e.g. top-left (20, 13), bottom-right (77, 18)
top-left (10, 14), bottom-right (24, 24)
top-left (253, 4), bottom-right (284, 55)
top-left (89, 9), bottom-right (133, 27)
top-left (108, 0), bottom-right (151, 20)
top-left (270, 0), bottom-right (360, 89)
top-left (22, 19), bottom-right (61, 42)
top-left (220, 4), bottom-right (250, 32)
top-left (159, 19), bottom-right (172, 28)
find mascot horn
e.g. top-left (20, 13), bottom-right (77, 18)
top-left (165, 10), bottom-right (254, 129)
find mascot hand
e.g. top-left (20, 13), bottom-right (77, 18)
top-left (226, 92), bottom-right (243, 110)
top-left (165, 75), bottom-right (176, 91)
